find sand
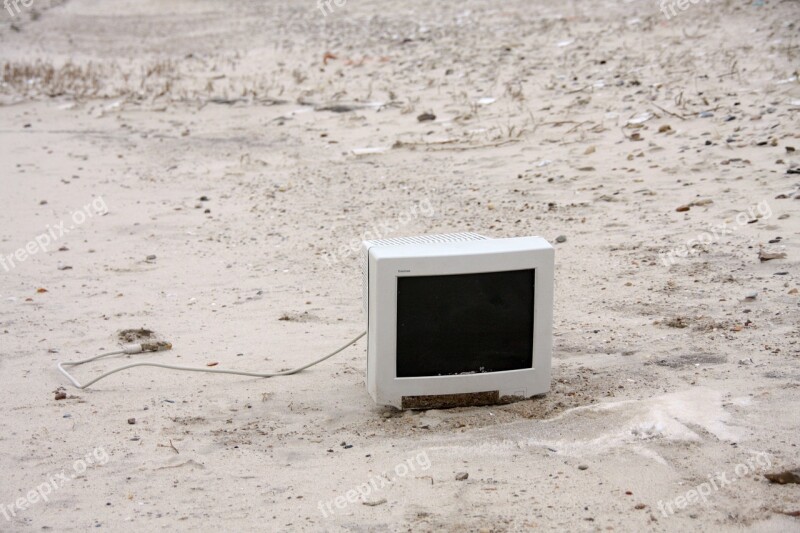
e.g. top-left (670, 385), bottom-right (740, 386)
top-left (1, 0), bottom-right (799, 531)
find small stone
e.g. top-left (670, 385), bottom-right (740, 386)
top-left (146, 255), bottom-right (157, 261)
top-left (676, 205), bottom-right (690, 212)
top-left (634, 503), bottom-right (647, 510)
top-left (555, 235), bottom-right (567, 243)
top-left (455, 472), bottom-right (469, 481)
top-left (199, 196), bottom-right (210, 201)
top-left (744, 292), bottom-right (758, 300)
top-left (765, 469), bottom-right (800, 484)
top-left (578, 464), bottom-right (589, 470)
top-left (758, 250), bottom-right (787, 262)
top-left (54, 391), bottom-right (67, 400)
top-left (699, 111), bottom-right (714, 118)
top-left (417, 112), bottom-right (436, 122)
top-left (363, 498), bottom-right (387, 507)
top-left (127, 418), bottom-right (136, 425)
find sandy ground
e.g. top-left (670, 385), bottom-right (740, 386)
top-left (1, 0), bottom-right (799, 531)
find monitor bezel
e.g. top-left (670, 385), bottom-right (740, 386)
top-left (365, 236), bottom-right (554, 408)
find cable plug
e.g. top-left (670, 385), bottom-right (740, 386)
top-left (122, 341), bottom-right (172, 354)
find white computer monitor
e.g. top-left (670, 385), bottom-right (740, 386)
top-left (361, 233), bottom-right (554, 409)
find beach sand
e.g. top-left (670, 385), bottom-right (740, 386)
top-left (0, 0), bottom-right (799, 530)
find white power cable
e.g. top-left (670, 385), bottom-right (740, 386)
top-left (57, 332), bottom-right (366, 390)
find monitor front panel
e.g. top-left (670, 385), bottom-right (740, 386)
top-left (395, 269), bottom-right (535, 377)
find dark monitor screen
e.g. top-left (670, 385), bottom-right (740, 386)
top-left (396, 269), bottom-right (535, 377)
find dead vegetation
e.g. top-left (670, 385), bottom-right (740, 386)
top-left (0, 58), bottom-right (283, 103)
top-left (2, 60), bottom-right (105, 98)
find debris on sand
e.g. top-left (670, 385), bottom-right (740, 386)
top-left (118, 328), bottom-right (156, 343)
top-left (322, 51), bottom-right (337, 65)
top-left (663, 316), bottom-right (690, 329)
top-left (351, 147), bottom-right (389, 156)
top-left (765, 469), bottom-right (800, 484)
top-left (758, 249), bottom-right (787, 262)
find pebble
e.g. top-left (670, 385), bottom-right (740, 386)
top-left (455, 472), bottom-right (469, 481)
top-left (146, 254), bottom-right (157, 261)
top-left (555, 235), bottom-right (567, 243)
top-left (744, 292), bottom-right (758, 300)
top-left (127, 418), bottom-right (136, 425)
top-left (699, 111), bottom-right (714, 118)
top-left (578, 464), bottom-right (589, 470)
